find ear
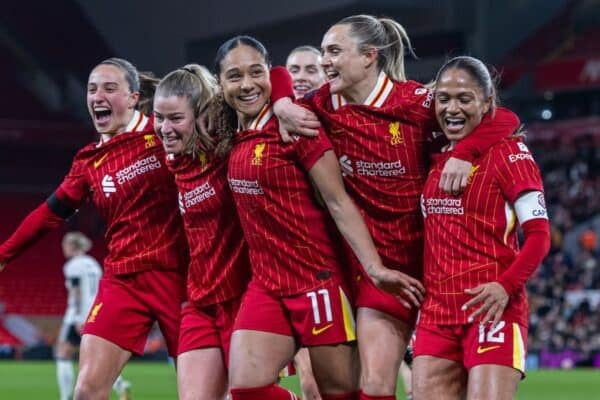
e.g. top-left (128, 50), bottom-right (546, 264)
top-left (128, 91), bottom-right (140, 109)
top-left (482, 96), bottom-right (492, 114)
top-left (363, 47), bottom-right (378, 69)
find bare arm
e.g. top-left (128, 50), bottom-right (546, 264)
top-left (308, 150), bottom-right (425, 306)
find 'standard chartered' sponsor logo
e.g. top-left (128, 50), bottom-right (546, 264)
top-left (183, 181), bottom-right (216, 208)
top-left (229, 178), bottom-right (264, 195)
top-left (423, 197), bottom-right (465, 215)
top-left (115, 155), bottom-right (161, 184)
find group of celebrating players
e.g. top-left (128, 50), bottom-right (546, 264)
top-left (0, 13), bottom-right (550, 400)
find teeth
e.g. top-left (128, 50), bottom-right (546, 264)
top-left (239, 94), bottom-right (259, 101)
top-left (94, 106), bottom-right (110, 112)
top-left (325, 71), bottom-right (338, 79)
top-left (294, 85), bottom-right (310, 91)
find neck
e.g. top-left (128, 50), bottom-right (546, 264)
top-left (237, 112), bottom-right (253, 131)
top-left (342, 69), bottom-right (380, 104)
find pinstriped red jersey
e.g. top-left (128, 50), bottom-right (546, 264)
top-left (166, 152), bottom-right (250, 305)
top-left (306, 75), bottom-right (435, 276)
top-left (227, 106), bottom-right (346, 297)
top-left (420, 138), bottom-right (545, 326)
top-left (59, 111), bottom-right (188, 275)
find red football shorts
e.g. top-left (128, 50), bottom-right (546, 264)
top-left (82, 269), bottom-right (186, 357)
top-left (413, 318), bottom-right (528, 375)
top-left (355, 269), bottom-right (418, 326)
top-left (177, 297), bottom-right (241, 366)
top-left (234, 280), bottom-right (356, 346)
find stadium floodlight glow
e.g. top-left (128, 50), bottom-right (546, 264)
top-left (541, 109), bottom-right (553, 120)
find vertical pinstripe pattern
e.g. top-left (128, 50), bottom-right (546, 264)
top-left (421, 138), bottom-right (545, 326)
top-left (227, 112), bottom-right (348, 297)
top-left (307, 79), bottom-right (436, 278)
top-left (166, 152), bottom-right (250, 306)
top-left (59, 113), bottom-right (188, 275)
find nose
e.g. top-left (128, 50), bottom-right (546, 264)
top-left (447, 99), bottom-right (460, 114)
top-left (321, 53), bottom-right (332, 69)
top-left (240, 74), bottom-right (253, 91)
top-left (161, 119), bottom-right (173, 134)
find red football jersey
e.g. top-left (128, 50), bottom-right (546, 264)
top-left (227, 106), bottom-right (346, 297)
top-left (307, 75), bottom-right (433, 276)
top-left (306, 72), bottom-right (518, 279)
top-left (166, 151), bottom-right (250, 306)
top-left (59, 111), bottom-right (188, 275)
top-left (420, 138), bottom-right (545, 326)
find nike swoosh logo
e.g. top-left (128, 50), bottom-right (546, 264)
top-left (311, 323), bottom-right (334, 336)
top-left (477, 345), bottom-right (501, 354)
top-left (94, 153), bottom-right (109, 169)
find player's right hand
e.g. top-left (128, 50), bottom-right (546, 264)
top-left (0, 262), bottom-right (5, 272)
top-left (367, 265), bottom-right (425, 308)
top-left (272, 97), bottom-right (321, 142)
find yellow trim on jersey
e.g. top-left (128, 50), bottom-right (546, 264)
top-left (512, 323), bottom-right (526, 372)
top-left (339, 286), bottom-right (356, 341)
top-left (503, 201), bottom-right (517, 245)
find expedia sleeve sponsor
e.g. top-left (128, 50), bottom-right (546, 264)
top-left (184, 182), bottom-right (217, 208)
top-left (228, 178), bottom-right (264, 195)
top-left (115, 155), bottom-right (162, 184)
top-left (424, 197), bottom-right (465, 215)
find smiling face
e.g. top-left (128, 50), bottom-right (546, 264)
top-left (286, 50), bottom-right (325, 99)
top-left (218, 44), bottom-right (271, 129)
top-left (435, 67), bottom-right (492, 142)
top-left (87, 64), bottom-right (139, 135)
top-left (320, 24), bottom-right (378, 103)
top-left (153, 95), bottom-right (195, 155)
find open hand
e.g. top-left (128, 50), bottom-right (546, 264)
top-left (273, 97), bottom-right (320, 143)
top-left (366, 265), bottom-right (425, 308)
top-left (462, 282), bottom-right (509, 327)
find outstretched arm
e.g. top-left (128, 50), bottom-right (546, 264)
top-left (0, 189), bottom-right (76, 268)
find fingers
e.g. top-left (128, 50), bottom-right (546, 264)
top-left (279, 126), bottom-right (293, 143)
top-left (400, 286), bottom-right (422, 308)
top-left (295, 125), bottom-right (320, 137)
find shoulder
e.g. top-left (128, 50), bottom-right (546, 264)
top-left (395, 80), bottom-right (433, 101)
top-left (486, 137), bottom-right (536, 165)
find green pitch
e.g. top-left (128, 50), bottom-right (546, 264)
top-left (0, 360), bottom-right (598, 399)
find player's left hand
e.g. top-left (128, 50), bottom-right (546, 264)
top-left (0, 262), bottom-right (5, 272)
top-left (439, 156), bottom-right (472, 195)
top-left (272, 97), bottom-right (320, 143)
top-left (462, 282), bottom-right (509, 327)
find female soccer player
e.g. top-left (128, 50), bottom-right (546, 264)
top-left (412, 56), bottom-right (550, 400)
top-left (153, 64), bottom-right (251, 400)
top-left (274, 15), bottom-right (521, 400)
top-left (0, 58), bottom-right (188, 400)
top-left (286, 45), bottom-right (326, 100)
top-left (214, 35), bottom-right (420, 400)
top-left (56, 231), bottom-right (131, 400)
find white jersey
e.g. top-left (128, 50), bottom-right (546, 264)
top-left (62, 255), bottom-right (103, 325)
